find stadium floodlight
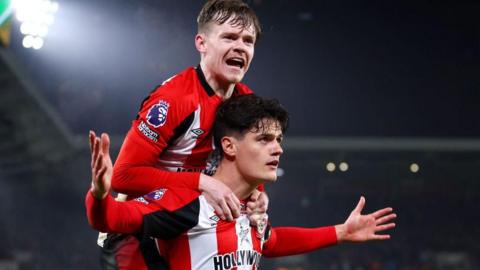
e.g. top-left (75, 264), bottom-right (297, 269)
top-left (410, 163), bottom-right (419, 173)
top-left (13, 0), bottom-right (58, 50)
top-left (22, 34), bottom-right (33, 48)
top-left (326, 162), bottom-right (336, 172)
top-left (339, 162), bottom-right (349, 172)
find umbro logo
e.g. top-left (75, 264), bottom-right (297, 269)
top-left (209, 215), bottom-right (220, 223)
top-left (191, 128), bottom-right (204, 139)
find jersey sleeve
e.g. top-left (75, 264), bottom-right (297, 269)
top-left (85, 188), bottom-right (201, 237)
top-left (111, 82), bottom-right (201, 197)
top-left (262, 226), bottom-right (337, 257)
top-left (85, 191), bottom-right (150, 234)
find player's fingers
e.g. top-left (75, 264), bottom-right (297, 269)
top-left (226, 196), bottom-right (240, 219)
top-left (220, 200), bottom-right (233, 221)
top-left (93, 158), bottom-right (104, 184)
top-left (249, 189), bottom-right (261, 202)
top-left (94, 152), bottom-right (103, 172)
top-left (246, 201), bottom-right (256, 213)
top-left (217, 201), bottom-right (230, 221)
top-left (231, 193), bottom-right (241, 210)
top-left (256, 199), bottom-right (267, 213)
top-left (248, 213), bottom-right (262, 226)
top-left (258, 192), bottom-right (269, 209)
top-left (90, 136), bottom-right (98, 168)
top-left (95, 164), bottom-right (107, 184)
top-left (352, 196), bottom-right (365, 214)
top-left (375, 222), bottom-right (396, 232)
top-left (375, 213), bottom-right (396, 225)
top-left (209, 201), bottom-right (225, 221)
top-left (371, 207), bottom-right (393, 219)
top-left (89, 130), bottom-right (96, 153)
top-left (372, 234), bottom-right (391, 240)
top-left (246, 198), bottom-right (266, 213)
top-left (101, 133), bottom-right (110, 157)
top-left (92, 137), bottom-right (101, 168)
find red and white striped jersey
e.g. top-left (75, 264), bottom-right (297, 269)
top-left (85, 188), bottom-right (339, 270)
top-left (87, 188), bottom-right (267, 270)
top-left (111, 66), bottom-right (253, 196)
top-left (156, 196), bottom-right (265, 270)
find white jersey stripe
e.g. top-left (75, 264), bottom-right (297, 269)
top-left (158, 105), bottom-right (202, 170)
top-left (235, 215), bottom-right (254, 270)
top-left (188, 196), bottom-right (218, 270)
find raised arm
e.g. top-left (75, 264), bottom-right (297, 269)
top-left (262, 196), bottom-right (396, 257)
top-left (86, 133), bottom-right (144, 233)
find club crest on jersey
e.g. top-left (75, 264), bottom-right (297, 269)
top-left (145, 188), bottom-right (167, 201)
top-left (147, 100), bottom-right (170, 128)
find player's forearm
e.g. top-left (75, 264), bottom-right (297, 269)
top-left (85, 191), bottom-right (116, 232)
top-left (262, 226), bottom-right (337, 257)
top-left (112, 165), bottom-right (200, 196)
top-left (85, 191), bottom-right (142, 233)
top-left (111, 129), bottom-right (200, 196)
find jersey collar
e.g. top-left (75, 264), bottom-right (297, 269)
top-left (196, 65), bottom-right (239, 97)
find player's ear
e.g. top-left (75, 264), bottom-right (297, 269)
top-left (195, 33), bottom-right (207, 53)
top-left (221, 136), bottom-right (237, 157)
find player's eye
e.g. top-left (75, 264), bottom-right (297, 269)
top-left (244, 37), bottom-right (254, 45)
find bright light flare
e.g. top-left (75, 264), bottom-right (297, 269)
top-left (22, 35), bottom-right (43, 49)
top-left (13, 0), bottom-right (59, 50)
top-left (22, 35), bottom-right (34, 48)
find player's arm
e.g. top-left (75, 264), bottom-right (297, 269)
top-left (111, 127), bottom-right (201, 196)
top-left (262, 197), bottom-right (396, 257)
top-left (262, 226), bottom-right (337, 257)
top-left (85, 191), bottom-right (144, 233)
top-left (85, 133), bottom-right (145, 233)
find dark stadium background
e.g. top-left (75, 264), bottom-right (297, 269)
top-left (0, 0), bottom-right (478, 269)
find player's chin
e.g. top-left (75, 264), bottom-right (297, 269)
top-left (224, 68), bottom-right (245, 81)
top-left (263, 173), bottom-right (278, 183)
top-left (226, 73), bottom-right (244, 84)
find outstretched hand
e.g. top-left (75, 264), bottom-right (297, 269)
top-left (335, 196), bottom-right (396, 243)
top-left (89, 130), bottom-right (113, 199)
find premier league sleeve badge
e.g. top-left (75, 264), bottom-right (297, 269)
top-left (146, 100), bottom-right (170, 128)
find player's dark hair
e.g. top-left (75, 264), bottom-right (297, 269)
top-left (197, 0), bottom-right (262, 41)
top-left (213, 94), bottom-right (289, 158)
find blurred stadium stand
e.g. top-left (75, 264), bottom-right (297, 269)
top-left (0, 48), bottom-right (75, 176)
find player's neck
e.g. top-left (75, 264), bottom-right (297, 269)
top-left (200, 63), bottom-right (235, 100)
top-left (213, 163), bottom-right (259, 200)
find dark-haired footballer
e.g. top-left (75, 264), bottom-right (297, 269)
top-left (87, 95), bottom-right (397, 270)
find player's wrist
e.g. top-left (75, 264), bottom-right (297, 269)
top-left (198, 173), bottom-right (212, 192)
top-left (90, 186), bottom-right (108, 200)
top-left (334, 224), bottom-right (347, 243)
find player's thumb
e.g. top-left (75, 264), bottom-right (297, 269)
top-left (352, 196), bottom-right (365, 214)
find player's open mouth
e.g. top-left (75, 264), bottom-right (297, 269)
top-left (266, 160), bottom-right (279, 167)
top-left (226, 58), bottom-right (245, 69)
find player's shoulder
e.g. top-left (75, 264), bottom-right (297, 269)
top-left (141, 67), bottom-right (199, 113)
top-left (151, 67), bottom-right (198, 97)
